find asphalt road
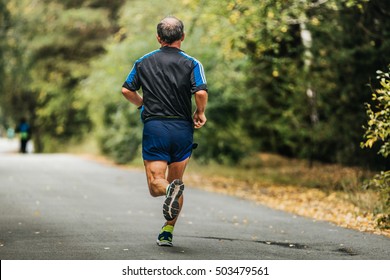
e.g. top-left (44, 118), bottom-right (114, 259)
top-left (0, 139), bottom-right (389, 260)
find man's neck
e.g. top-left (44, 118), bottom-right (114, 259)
top-left (161, 41), bottom-right (181, 49)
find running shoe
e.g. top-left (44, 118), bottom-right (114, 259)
top-left (156, 225), bottom-right (174, 246)
top-left (163, 179), bottom-right (184, 221)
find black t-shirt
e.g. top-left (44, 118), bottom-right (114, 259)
top-left (123, 46), bottom-right (207, 122)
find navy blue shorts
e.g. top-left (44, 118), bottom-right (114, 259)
top-left (142, 119), bottom-right (194, 164)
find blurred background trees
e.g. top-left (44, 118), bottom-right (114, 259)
top-left (0, 0), bottom-right (124, 151)
top-left (0, 0), bottom-right (389, 170)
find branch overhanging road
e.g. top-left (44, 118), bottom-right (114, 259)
top-left (0, 139), bottom-right (389, 260)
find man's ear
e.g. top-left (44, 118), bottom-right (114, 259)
top-left (181, 33), bottom-right (185, 41)
top-left (156, 35), bottom-right (162, 44)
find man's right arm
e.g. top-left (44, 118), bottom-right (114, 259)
top-left (121, 87), bottom-right (143, 108)
top-left (193, 90), bottom-right (208, 129)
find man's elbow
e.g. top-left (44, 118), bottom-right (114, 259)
top-left (195, 90), bottom-right (208, 101)
top-left (122, 87), bottom-right (135, 99)
top-left (195, 90), bottom-right (208, 98)
top-left (121, 87), bottom-right (129, 96)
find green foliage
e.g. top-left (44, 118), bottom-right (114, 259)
top-left (0, 0), bottom-right (11, 128)
top-left (99, 104), bottom-right (142, 164)
top-left (363, 170), bottom-right (390, 229)
top-left (203, 0), bottom-right (390, 165)
top-left (362, 68), bottom-right (390, 228)
top-left (1, 0), bottom-right (119, 151)
top-left (76, 0), bottom-right (254, 164)
top-left (362, 69), bottom-right (390, 158)
top-left (0, 0), bottom-right (9, 88)
top-left (1, 0), bottom-right (389, 170)
top-left (77, 0), bottom-right (186, 162)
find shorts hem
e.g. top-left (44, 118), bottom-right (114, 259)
top-left (142, 152), bottom-right (192, 165)
top-left (142, 156), bottom-right (170, 162)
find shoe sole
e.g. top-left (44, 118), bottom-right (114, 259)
top-left (163, 179), bottom-right (184, 221)
top-left (156, 240), bottom-right (173, 247)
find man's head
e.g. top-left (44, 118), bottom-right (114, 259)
top-left (157, 16), bottom-right (184, 45)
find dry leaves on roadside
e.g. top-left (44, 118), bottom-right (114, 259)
top-left (185, 173), bottom-right (389, 238)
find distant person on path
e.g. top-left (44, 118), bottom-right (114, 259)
top-left (121, 16), bottom-right (208, 246)
top-left (15, 118), bottom-right (31, 153)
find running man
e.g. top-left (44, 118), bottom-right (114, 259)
top-left (121, 16), bottom-right (208, 246)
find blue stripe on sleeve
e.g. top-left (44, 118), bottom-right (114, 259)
top-left (193, 60), bottom-right (207, 86)
top-left (179, 52), bottom-right (207, 86)
top-left (125, 64), bottom-right (137, 84)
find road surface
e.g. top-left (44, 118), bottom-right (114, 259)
top-left (0, 139), bottom-right (389, 260)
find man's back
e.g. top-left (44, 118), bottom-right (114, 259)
top-left (124, 46), bottom-right (207, 122)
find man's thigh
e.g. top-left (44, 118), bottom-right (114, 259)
top-left (167, 157), bottom-right (190, 182)
top-left (144, 160), bottom-right (168, 196)
top-left (144, 160), bottom-right (168, 181)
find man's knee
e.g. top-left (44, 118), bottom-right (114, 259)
top-left (148, 178), bottom-right (166, 197)
top-left (148, 186), bottom-right (160, 197)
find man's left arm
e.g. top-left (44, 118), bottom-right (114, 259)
top-left (122, 60), bottom-right (143, 108)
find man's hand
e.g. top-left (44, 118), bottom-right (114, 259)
top-left (193, 90), bottom-right (208, 129)
top-left (121, 87), bottom-right (143, 107)
top-left (193, 110), bottom-right (207, 129)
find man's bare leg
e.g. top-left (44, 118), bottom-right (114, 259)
top-left (144, 157), bottom-right (189, 225)
top-left (144, 158), bottom-right (190, 246)
top-left (144, 160), bottom-right (169, 197)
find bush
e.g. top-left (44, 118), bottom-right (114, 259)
top-left (361, 67), bottom-right (390, 229)
top-left (99, 103), bottom-right (142, 164)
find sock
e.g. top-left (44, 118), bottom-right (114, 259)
top-left (161, 224), bottom-right (174, 233)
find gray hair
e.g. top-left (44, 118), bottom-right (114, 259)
top-left (157, 16), bottom-right (184, 44)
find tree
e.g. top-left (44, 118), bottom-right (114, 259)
top-left (0, 0), bottom-right (11, 128)
top-left (2, 0), bottom-right (121, 151)
top-left (199, 0), bottom-right (390, 167)
top-left (3, 0), bottom-right (388, 171)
